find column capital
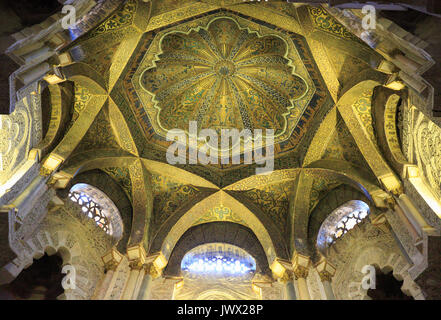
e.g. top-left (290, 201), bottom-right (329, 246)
top-left (378, 173), bottom-right (404, 197)
top-left (292, 252), bottom-right (311, 279)
top-left (143, 252), bottom-right (168, 278)
top-left (127, 244), bottom-right (147, 270)
top-left (293, 265), bottom-right (309, 280)
top-left (315, 257), bottom-right (336, 282)
top-left (270, 258), bottom-right (293, 282)
top-left (102, 248), bottom-right (123, 271)
top-left (318, 270), bottom-right (333, 282)
top-left (386, 195), bottom-right (398, 210)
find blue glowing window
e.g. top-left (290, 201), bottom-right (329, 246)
top-left (181, 243), bottom-right (256, 276)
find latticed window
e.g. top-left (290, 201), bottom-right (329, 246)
top-left (69, 191), bottom-right (110, 234)
top-left (67, 183), bottom-right (124, 239)
top-left (329, 208), bottom-right (369, 245)
top-left (317, 200), bottom-right (370, 250)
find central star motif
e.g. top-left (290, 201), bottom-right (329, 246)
top-left (139, 17), bottom-right (309, 141)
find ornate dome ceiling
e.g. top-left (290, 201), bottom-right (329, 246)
top-left (124, 10), bottom-right (331, 158)
top-left (139, 17), bottom-right (308, 142)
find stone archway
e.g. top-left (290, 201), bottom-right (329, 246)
top-left (346, 252), bottom-right (425, 300)
top-left (3, 229), bottom-right (90, 300)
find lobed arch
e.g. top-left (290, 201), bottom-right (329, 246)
top-left (345, 251), bottom-right (425, 300)
top-left (150, 190), bottom-right (282, 267)
top-left (0, 229), bottom-right (90, 299)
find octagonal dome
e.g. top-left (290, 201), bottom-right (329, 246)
top-left (140, 17), bottom-right (308, 141)
top-left (124, 11), bottom-right (330, 158)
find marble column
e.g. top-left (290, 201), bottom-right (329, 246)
top-left (315, 257), bottom-right (336, 300)
top-left (137, 252), bottom-right (167, 300)
top-left (137, 273), bottom-right (152, 300)
top-left (133, 267), bottom-right (146, 299)
top-left (122, 245), bottom-right (147, 300)
top-left (294, 267), bottom-right (310, 300)
top-left (292, 253), bottom-right (311, 300)
top-left (121, 263), bottom-right (143, 300)
top-left (284, 280), bottom-right (297, 300)
top-left (94, 248), bottom-right (123, 300)
top-left (319, 273), bottom-right (335, 300)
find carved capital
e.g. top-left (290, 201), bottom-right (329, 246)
top-left (143, 262), bottom-right (161, 278)
top-left (390, 186), bottom-right (404, 197)
top-left (386, 195), bottom-right (398, 210)
top-left (293, 265), bottom-right (309, 280)
top-left (270, 258), bottom-right (293, 282)
top-left (318, 270), bottom-right (333, 282)
top-left (280, 269), bottom-right (294, 283)
top-left (127, 244), bottom-right (147, 270)
top-left (315, 256), bottom-right (335, 282)
top-left (39, 166), bottom-right (53, 177)
top-left (143, 252), bottom-right (167, 278)
top-left (102, 248), bottom-right (123, 272)
top-left (129, 260), bottom-right (144, 270)
top-left (292, 252), bottom-right (310, 279)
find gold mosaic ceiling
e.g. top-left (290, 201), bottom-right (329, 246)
top-left (125, 10), bottom-right (330, 158)
top-left (57, 1), bottom-right (387, 249)
top-left (139, 17), bottom-right (308, 143)
top-left (65, 1), bottom-right (381, 185)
